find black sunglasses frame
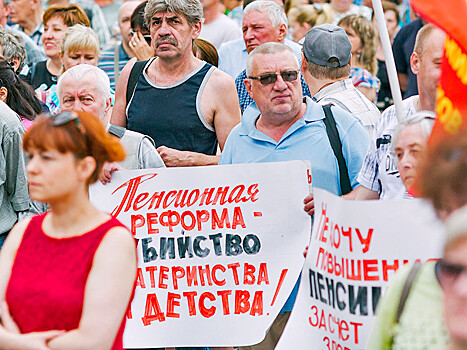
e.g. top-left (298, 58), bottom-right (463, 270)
top-left (247, 70), bottom-right (299, 86)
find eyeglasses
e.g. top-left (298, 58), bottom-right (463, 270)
top-left (247, 70), bottom-right (299, 86)
top-left (435, 260), bottom-right (467, 289)
top-left (130, 29), bottom-right (152, 45)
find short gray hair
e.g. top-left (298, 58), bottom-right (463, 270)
top-left (57, 64), bottom-right (110, 101)
top-left (392, 111), bottom-right (436, 155)
top-left (0, 28), bottom-right (27, 72)
top-left (144, 0), bottom-right (203, 28)
top-left (243, 1), bottom-right (288, 28)
top-left (246, 42), bottom-right (298, 76)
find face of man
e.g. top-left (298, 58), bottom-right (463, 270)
top-left (0, 0), bottom-right (11, 27)
top-left (149, 11), bottom-right (200, 60)
top-left (330, 0), bottom-right (352, 13)
top-left (59, 73), bottom-right (111, 123)
top-left (411, 28), bottom-right (445, 104)
top-left (394, 123), bottom-right (426, 189)
top-left (245, 50), bottom-right (302, 118)
top-left (242, 10), bottom-right (286, 54)
top-left (10, 0), bottom-right (35, 27)
top-left (119, 1), bottom-right (141, 46)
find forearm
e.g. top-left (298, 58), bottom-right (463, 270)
top-left (47, 329), bottom-right (109, 350)
top-left (186, 152), bottom-right (220, 167)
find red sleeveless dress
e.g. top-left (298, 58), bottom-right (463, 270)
top-left (6, 214), bottom-right (129, 349)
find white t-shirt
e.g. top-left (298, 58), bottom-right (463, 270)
top-left (199, 14), bottom-right (242, 49)
top-left (357, 96), bottom-right (418, 199)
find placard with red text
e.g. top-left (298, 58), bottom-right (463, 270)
top-left (275, 188), bottom-right (445, 350)
top-left (89, 160), bottom-right (311, 348)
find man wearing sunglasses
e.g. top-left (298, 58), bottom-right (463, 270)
top-left (219, 42), bottom-right (369, 349)
top-left (301, 23), bottom-right (381, 138)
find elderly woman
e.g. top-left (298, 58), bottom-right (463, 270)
top-left (27, 5), bottom-right (90, 91)
top-left (438, 206), bottom-right (467, 350)
top-left (392, 111), bottom-right (435, 195)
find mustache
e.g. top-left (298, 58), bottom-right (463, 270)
top-left (155, 36), bottom-right (178, 47)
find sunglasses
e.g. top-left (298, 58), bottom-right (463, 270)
top-left (130, 29), bottom-right (152, 45)
top-left (51, 111), bottom-right (91, 152)
top-left (435, 260), bottom-right (467, 289)
top-left (247, 70), bottom-right (299, 86)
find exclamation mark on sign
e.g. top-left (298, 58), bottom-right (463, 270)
top-left (270, 269), bottom-right (288, 308)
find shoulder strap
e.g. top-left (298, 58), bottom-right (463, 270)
top-left (322, 104), bottom-right (352, 195)
top-left (126, 60), bottom-right (148, 105)
top-left (396, 261), bottom-right (422, 323)
top-left (113, 43), bottom-right (120, 85)
top-left (108, 124), bottom-right (126, 138)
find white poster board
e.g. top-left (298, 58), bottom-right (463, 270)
top-left (276, 188), bottom-right (445, 350)
top-left (90, 160), bottom-right (312, 348)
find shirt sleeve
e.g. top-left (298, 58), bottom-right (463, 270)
top-left (138, 137), bottom-right (166, 169)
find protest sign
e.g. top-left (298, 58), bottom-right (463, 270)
top-left (276, 188), bottom-right (445, 350)
top-left (90, 160), bottom-right (311, 348)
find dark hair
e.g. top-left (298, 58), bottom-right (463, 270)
top-left (43, 4), bottom-right (91, 28)
top-left (131, 1), bottom-right (149, 33)
top-left (192, 39), bottom-right (218, 67)
top-left (23, 111), bottom-right (126, 184)
top-left (0, 58), bottom-right (42, 121)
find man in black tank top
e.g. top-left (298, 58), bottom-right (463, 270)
top-left (111, 0), bottom-right (241, 167)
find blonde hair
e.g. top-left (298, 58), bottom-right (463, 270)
top-left (60, 24), bottom-right (100, 58)
top-left (338, 14), bottom-right (377, 75)
top-left (289, 4), bottom-right (333, 28)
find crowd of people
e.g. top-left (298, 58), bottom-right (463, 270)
top-left (0, 0), bottom-right (465, 349)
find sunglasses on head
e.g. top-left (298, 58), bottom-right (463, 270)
top-left (50, 111), bottom-right (91, 152)
top-left (247, 70), bottom-right (299, 86)
top-left (435, 260), bottom-right (467, 289)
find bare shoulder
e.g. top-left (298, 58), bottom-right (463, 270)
top-left (206, 68), bottom-right (237, 92)
top-left (2, 217), bottom-right (33, 253)
top-left (95, 225), bottom-right (136, 259)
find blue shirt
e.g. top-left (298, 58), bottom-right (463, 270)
top-left (236, 69), bottom-right (311, 113)
top-left (218, 37), bottom-right (303, 79)
top-left (219, 97), bottom-right (369, 313)
top-left (98, 43), bottom-right (131, 90)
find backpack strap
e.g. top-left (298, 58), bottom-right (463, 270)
top-left (126, 60), bottom-right (148, 105)
top-left (396, 262), bottom-right (422, 323)
top-left (322, 104), bottom-right (352, 195)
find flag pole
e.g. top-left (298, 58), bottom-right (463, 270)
top-left (372, 0), bottom-right (404, 123)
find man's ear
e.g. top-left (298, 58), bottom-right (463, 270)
top-left (0, 86), bottom-right (7, 102)
top-left (410, 51), bottom-right (420, 75)
top-left (191, 20), bottom-right (202, 39)
top-left (301, 52), bottom-right (307, 72)
top-left (244, 78), bottom-right (253, 99)
top-left (277, 23), bottom-right (287, 42)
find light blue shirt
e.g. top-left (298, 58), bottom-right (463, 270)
top-left (219, 96), bottom-right (370, 196)
top-left (218, 37), bottom-right (303, 79)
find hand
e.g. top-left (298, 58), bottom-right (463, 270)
top-left (303, 192), bottom-right (314, 216)
top-left (157, 146), bottom-right (191, 167)
top-left (130, 31), bottom-right (155, 61)
top-left (99, 162), bottom-right (123, 184)
top-left (22, 330), bottom-right (65, 350)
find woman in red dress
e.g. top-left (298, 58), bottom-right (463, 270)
top-left (0, 110), bottom-right (136, 349)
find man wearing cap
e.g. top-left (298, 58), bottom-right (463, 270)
top-left (219, 42), bottom-right (369, 349)
top-left (301, 23), bottom-right (380, 137)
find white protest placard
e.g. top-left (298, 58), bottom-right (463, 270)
top-left (89, 160), bottom-right (311, 348)
top-left (276, 188), bottom-right (445, 350)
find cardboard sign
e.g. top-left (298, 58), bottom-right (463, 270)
top-left (90, 161), bottom-right (311, 348)
top-left (276, 188), bottom-right (445, 350)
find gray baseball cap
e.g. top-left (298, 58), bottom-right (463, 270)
top-left (302, 23), bottom-right (352, 68)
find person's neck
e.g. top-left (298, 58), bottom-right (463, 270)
top-left (47, 56), bottom-right (62, 76)
top-left (122, 40), bottom-right (135, 58)
top-left (154, 54), bottom-right (200, 83)
top-left (21, 12), bottom-right (42, 36)
top-left (417, 88), bottom-right (435, 112)
top-left (256, 102), bottom-right (307, 142)
top-left (203, 4), bottom-right (221, 25)
top-left (46, 189), bottom-right (99, 238)
top-left (308, 76), bottom-right (344, 96)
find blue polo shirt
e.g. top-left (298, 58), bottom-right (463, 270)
top-left (219, 97), bottom-right (369, 313)
top-left (220, 96), bottom-right (369, 196)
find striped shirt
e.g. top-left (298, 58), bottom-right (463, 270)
top-left (357, 95), bottom-right (418, 199)
top-left (98, 43), bottom-right (131, 90)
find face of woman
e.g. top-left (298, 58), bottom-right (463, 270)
top-left (26, 148), bottom-right (85, 203)
top-left (394, 123), bottom-right (426, 190)
top-left (439, 238), bottom-right (467, 345)
top-left (61, 50), bottom-right (99, 71)
top-left (384, 10), bottom-right (399, 39)
top-left (339, 25), bottom-right (362, 56)
top-left (42, 16), bottom-right (68, 59)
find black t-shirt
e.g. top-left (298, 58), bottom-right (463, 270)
top-left (24, 60), bottom-right (58, 90)
top-left (392, 18), bottom-right (423, 98)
